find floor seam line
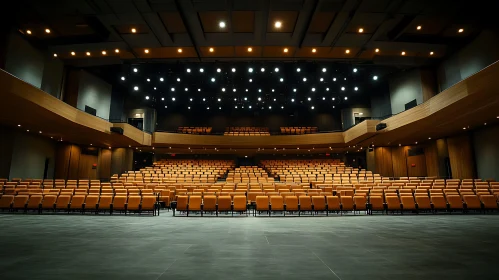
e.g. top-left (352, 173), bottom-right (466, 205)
top-left (154, 259), bottom-right (177, 280)
top-left (311, 251), bottom-right (342, 280)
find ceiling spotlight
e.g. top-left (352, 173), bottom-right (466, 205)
top-left (219, 21), bottom-right (226, 28)
top-left (268, 106), bottom-right (272, 110)
top-left (458, 28), bottom-right (464, 33)
top-left (172, 97), bottom-right (176, 101)
top-left (249, 79), bottom-right (252, 82)
top-left (209, 47), bottom-right (214, 53)
top-left (281, 106), bottom-right (284, 109)
top-left (312, 48), bottom-right (316, 53)
top-left (86, 52), bottom-right (91, 56)
top-left (341, 87), bottom-right (345, 91)
top-left (101, 51), bottom-right (107, 55)
top-left (71, 51), bottom-right (75, 56)
top-left (145, 96), bottom-right (149, 100)
top-left (160, 77), bottom-right (164, 81)
top-left (190, 98), bottom-right (193, 101)
top-left (297, 68), bottom-right (301, 72)
top-left (258, 97), bottom-right (262, 101)
top-left (184, 88), bottom-right (188, 91)
top-left (332, 97), bottom-right (335, 101)
top-left (345, 49), bottom-right (350, 54)
top-left (219, 107), bottom-right (222, 110)
top-left (203, 98), bottom-right (206, 101)
top-left (248, 47), bottom-right (253, 52)
top-left (45, 28), bottom-right (51, 34)
top-left (417, 25), bottom-right (422, 30)
top-left (171, 88), bottom-right (175, 91)
top-left (273, 98), bottom-right (276, 101)
top-left (144, 49), bottom-right (149, 54)
top-left (272, 89), bottom-right (275, 92)
top-left (249, 68), bottom-right (253, 73)
top-left (320, 78), bottom-right (324, 82)
top-left (165, 106), bottom-right (168, 108)
top-left (211, 78), bottom-right (215, 82)
top-left (428, 137), bottom-right (431, 140)
top-left (121, 76), bottom-right (125, 81)
top-left (26, 30), bottom-right (32, 35)
top-left (200, 68), bottom-right (204, 72)
top-left (177, 78), bottom-right (181, 82)
top-left (146, 78), bottom-right (150, 82)
top-left (233, 89), bottom-right (236, 92)
top-left (275, 21), bottom-right (282, 28)
top-left (463, 127), bottom-right (466, 130)
top-left (131, 28), bottom-right (136, 33)
top-left (244, 97), bottom-right (247, 100)
top-left (154, 87), bottom-right (157, 90)
top-left (258, 89), bottom-right (261, 92)
top-left (17, 124), bottom-right (21, 127)
top-left (344, 97), bottom-right (348, 100)
top-left (134, 86), bottom-right (139, 91)
top-left (322, 97), bottom-right (326, 100)
top-left (187, 68), bottom-right (191, 73)
top-left (326, 88), bottom-right (330, 91)
top-left (293, 88), bottom-right (297, 92)
top-left (198, 88), bottom-right (201, 92)
top-left (161, 97), bottom-right (164, 101)
top-left (354, 87), bottom-right (358, 91)
top-left (222, 88), bottom-right (226, 92)
top-left (261, 67), bottom-right (265, 72)
top-left (333, 77), bottom-right (336, 81)
top-left (291, 98), bottom-right (295, 102)
top-left (353, 68), bottom-right (358, 73)
top-left (231, 68), bottom-right (236, 72)
top-left (312, 88), bottom-right (316, 92)
top-left (311, 106), bottom-right (315, 110)
top-left (188, 106), bottom-right (191, 110)
top-left (401, 51), bottom-right (406, 55)
top-left (207, 107), bottom-right (210, 110)
top-left (283, 48), bottom-right (288, 53)
top-left (218, 98), bottom-right (221, 102)
top-left (115, 49), bottom-right (120, 53)
top-left (303, 77), bottom-right (307, 82)
top-left (235, 105), bottom-right (238, 109)
top-left (307, 97), bottom-right (311, 101)
top-left (274, 67), bottom-right (280, 73)
top-left (133, 68), bottom-right (138, 73)
top-left (177, 48), bottom-right (182, 53)
top-left (280, 78), bottom-right (284, 82)
top-left (217, 68), bottom-right (221, 73)
top-left (430, 51), bottom-right (434, 55)
top-left (358, 28), bottom-right (364, 33)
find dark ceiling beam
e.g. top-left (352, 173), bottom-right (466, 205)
top-left (135, 0), bottom-right (173, 46)
top-left (175, 0), bottom-right (203, 61)
top-left (291, 0), bottom-right (319, 48)
top-left (254, 0), bottom-right (270, 45)
top-left (321, 0), bottom-right (362, 47)
top-left (387, 15), bottom-right (417, 41)
top-left (227, 0), bottom-right (234, 44)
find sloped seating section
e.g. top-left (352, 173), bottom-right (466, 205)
top-left (226, 166), bottom-right (274, 183)
top-left (280, 127), bottom-right (318, 135)
top-left (177, 127), bottom-right (212, 134)
top-left (0, 179), bottom-right (160, 215)
top-left (224, 127), bottom-right (270, 136)
top-left (119, 160), bottom-right (235, 184)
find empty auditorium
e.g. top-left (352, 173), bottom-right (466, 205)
top-left (1, 0), bottom-right (499, 279)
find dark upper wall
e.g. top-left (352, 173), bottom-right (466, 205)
top-left (438, 30), bottom-right (499, 92)
top-left (472, 124), bottom-right (499, 181)
top-left (370, 85), bottom-right (392, 119)
top-left (77, 70), bottom-right (112, 120)
top-left (156, 111), bottom-right (342, 133)
top-left (389, 68), bottom-right (423, 115)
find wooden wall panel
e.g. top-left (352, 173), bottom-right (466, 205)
top-left (447, 134), bottom-right (475, 179)
top-left (68, 145), bottom-right (81, 179)
top-left (424, 141), bottom-right (440, 177)
top-left (98, 148), bottom-right (112, 180)
top-left (391, 146), bottom-right (408, 177)
top-left (374, 147), bottom-right (394, 177)
top-left (111, 148), bottom-right (133, 175)
top-left (78, 154), bottom-right (97, 180)
top-left (407, 155), bottom-right (427, 177)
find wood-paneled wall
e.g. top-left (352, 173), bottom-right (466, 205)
top-left (98, 149), bottom-right (112, 180)
top-left (374, 147), bottom-right (394, 177)
top-left (447, 134), bottom-right (475, 179)
top-left (407, 155), bottom-right (427, 177)
top-left (373, 145), bottom-right (428, 178)
top-left (424, 141), bottom-right (440, 177)
top-left (78, 154), bottom-right (97, 180)
top-left (391, 146), bottom-right (408, 177)
top-left (55, 144), bottom-right (81, 180)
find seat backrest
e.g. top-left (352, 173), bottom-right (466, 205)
top-left (327, 196), bottom-right (340, 210)
top-left (284, 196), bottom-right (298, 210)
top-left (188, 195), bottom-right (202, 210)
top-left (13, 195), bottom-right (29, 208)
top-left (311, 196), bottom-right (325, 210)
top-left (112, 196), bottom-right (127, 209)
top-left (176, 195), bottom-right (189, 211)
top-left (141, 195), bottom-right (156, 210)
top-left (463, 195), bottom-right (480, 209)
top-left (0, 195), bottom-right (15, 207)
top-left (203, 195), bottom-right (217, 210)
top-left (70, 195), bottom-right (86, 207)
top-left (299, 196), bottom-right (312, 210)
top-left (233, 195), bottom-right (247, 210)
top-left (42, 195), bottom-right (57, 207)
top-left (127, 195), bottom-right (142, 210)
top-left (217, 196), bottom-right (232, 211)
top-left (270, 195), bottom-right (284, 210)
top-left (256, 196), bottom-right (269, 210)
top-left (27, 195), bottom-right (43, 208)
top-left (84, 195), bottom-right (99, 208)
top-left (340, 196), bottom-right (354, 210)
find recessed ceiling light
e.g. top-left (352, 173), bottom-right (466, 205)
top-left (353, 68), bottom-right (357, 73)
top-left (165, 106), bottom-right (167, 108)
top-left (172, 97), bottom-right (176, 101)
top-left (249, 79), bottom-right (252, 82)
top-left (26, 30), bottom-right (32, 35)
top-left (358, 28), bottom-right (364, 33)
top-left (198, 88), bottom-right (201, 92)
top-left (160, 77), bottom-right (164, 82)
top-left (219, 107), bottom-right (222, 110)
top-left (177, 48), bottom-right (182, 53)
top-left (303, 77), bottom-right (307, 82)
top-left (311, 88), bottom-right (315, 92)
top-left (291, 98), bottom-right (295, 102)
top-left (272, 89), bottom-right (275, 92)
top-left (235, 105), bottom-right (238, 109)
top-left (101, 50), bottom-right (107, 55)
top-left (121, 76), bottom-right (125, 81)
top-left (354, 87), bottom-right (359, 91)
top-left (307, 97), bottom-right (311, 101)
top-left (244, 97), bottom-right (247, 100)
top-left (326, 88), bottom-right (329, 91)
top-left (332, 97), bottom-right (335, 101)
top-left (458, 28), bottom-right (464, 33)
top-left (222, 88), bottom-right (226, 92)
top-left (39, 131), bottom-right (42, 134)
top-left (218, 98), bottom-right (221, 102)
top-left (415, 142), bottom-right (418, 144)
top-left (341, 87), bottom-right (345, 91)
top-left (134, 86), bottom-right (139, 91)
top-left (281, 106), bottom-right (284, 109)
top-left (293, 88), bottom-right (297, 92)
top-left (184, 88), bottom-right (188, 91)
top-left (115, 49), bottom-right (120, 53)
top-left (190, 98), bottom-right (193, 101)
top-left (177, 78), bottom-right (181, 82)
top-left (249, 106), bottom-right (252, 109)
top-left (211, 78), bottom-right (215, 82)
top-left (280, 78), bottom-right (284, 82)
top-left (311, 106), bottom-right (315, 110)
top-left (131, 28), bottom-right (136, 33)
top-left (373, 76), bottom-right (378, 80)
top-left (134, 68), bottom-right (138, 73)
top-left (320, 78), bottom-right (324, 82)
top-left (312, 48), bottom-right (316, 53)
top-left (219, 21), bottom-right (226, 28)
top-left (484, 122), bottom-right (487, 125)
top-left (86, 52), bottom-right (91, 56)
top-left (345, 49), bottom-right (350, 54)
top-left (273, 98), bottom-right (276, 101)
top-left (248, 47), bottom-right (253, 52)
top-left (17, 124), bottom-right (21, 127)
top-left (171, 88), bottom-right (175, 91)
top-left (188, 106), bottom-right (190, 110)
top-left (333, 77), bottom-right (336, 81)
top-left (144, 49), bottom-right (149, 54)
top-left (283, 48), bottom-right (288, 53)
top-left (200, 68), bottom-right (204, 72)
top-left (322, 97), bottom-right (326, 100)
top-left (145, 96), bottom-right (149, 100)
top-left (71, 51), bottom-right (76, 56)
top-left (344, 97), bottom-right (348, 100)
top-left (45, 28), bottom-right (51, 34)
top-left (258, 97), bottom-right (262, 101)
top-left (161, 97), bottom-right (164, 101)
top-left (26, 130), bottom-right (29, 132)
top-left (203, 98), bottom-right (206, 101)
top-left (261, 67), bottom-right (265, 72)
top-left (375, 48), bottom-right (380, 53)
top-left (248, 68), bottom-right (253, 73)
top-left (401, 51), bottom-right (406, 55)
top-left (207, 107), bottom-right (210, 110)
top-left (275, 21), bottom-right (282, 28)
top-left (232, 68), bottom-right (236, 72)
top-left (233, 89), bottom-right (236, 92)
top-left (430, 51), bottom-right (434, 55)
top-left (275, 67), bottom-right (279, 72)
top-left (258, 89), bottom-right (261, 92)
top-left (268, 106), bottom-right (272, 109)
top-left (146, 78), bottom-right (150, 82)
top-left (428, 137), bottom-right (431, 140)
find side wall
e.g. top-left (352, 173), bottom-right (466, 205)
top-left (77, 70), bottom-right (112, 120)
top-left (388, 69), bottom-right (423, 115)
top-left (472, 125), bottom-right (499, 181)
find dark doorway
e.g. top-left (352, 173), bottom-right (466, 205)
top-left (128, 118), bottom-right (144, 130)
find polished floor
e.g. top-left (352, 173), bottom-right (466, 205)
top-left (0, 212), bottom-right (498, 280)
